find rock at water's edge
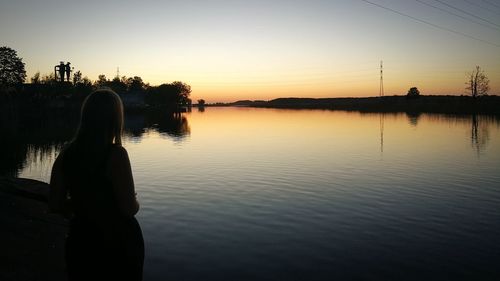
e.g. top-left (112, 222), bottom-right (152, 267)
top-left (0, 177), bottom-right (68, 281)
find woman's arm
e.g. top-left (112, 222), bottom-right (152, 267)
top-left (108, 145), bottom-right (140, 217)
top-left (49, 151), bottom-right (72, 215)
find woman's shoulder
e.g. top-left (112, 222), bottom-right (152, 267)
top-left (106, 144), bottom-right (132, 178)
top-left (108, 144), bottom-right (130, 162)
top-left (52, 144), bottom-right (72, 173)
top-left (57, 142), bottom-right (78, 158)
top-left (109, 144), bottom-right (128, 154)
top-left (54, 145), bottom-right (70, 164)
top-left (55, 142), bottom-right (80, 162)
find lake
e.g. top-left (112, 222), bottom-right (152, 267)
top-left (6, 107), bottom-right (500, 280)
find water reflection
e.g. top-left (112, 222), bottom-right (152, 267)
top-left (125, 110), bottom-right (190, 141)
top-left (0, 106), bottom-right (190, 177)
top-left (4, 107), bottom-right (500, 280)
top-left (406, 112), bottom-right (422, 127)
top-left (1, 107), bottom-right (499, 179)
top-left (380, 113), bottom-right (384, 153)
top-left (0, 105), bottom-right (73, 177)
top-left (370, 112), bottom-right (497, 156)
top-left (471, 115), bottom-right (490, 154)
top-left (418, 114), bottom-right (495, 153)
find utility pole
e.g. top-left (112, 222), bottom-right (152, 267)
top-left (116, 67), bottom-right (120, 79)
top-left (379, 60), bottom-right (384, 97)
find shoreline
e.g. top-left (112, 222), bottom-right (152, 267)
top-left (228, 95), bottom-right (500, 115)
top-left (0, 177), bottom-right (67, 281)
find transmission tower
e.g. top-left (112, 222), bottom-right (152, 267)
top-left (379, 60), bottom-right (384, 97)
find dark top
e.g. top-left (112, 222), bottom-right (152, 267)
top-left (62, 144), bottom-right (144, 281)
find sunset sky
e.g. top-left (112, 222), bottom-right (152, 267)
top-left (1, 0), bottom-right (499, 102)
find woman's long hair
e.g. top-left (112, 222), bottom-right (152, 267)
top-left (64, 89), bottom-right (124, 177)
top-left (73, 88), bottom-right (124, 146)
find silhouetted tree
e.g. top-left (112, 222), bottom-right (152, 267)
top-left (145, 81), bottom-right (192, 109)
top-left (81, 77), bottom-right (92, 87)
top-left (73, 71), bottom-right (82, 84)
top-left (145, 83), bottom-right (178, 106)
top-left (94, 74), bottom-right (108, 88)
top-left (197, 99), bottom-right (205, 106)
top-left (71, 75), bottom-right (93, 99)
top-left (109, 76), bottom-right (127, 94)
top-left (41, 73), bottom-right (57, 85)
top-left (31, 72), bottom-right (41, 84)
top-left (126, 76), bottom-right (147, 92)
top-left (406, 87), bottom-right (420, 99)
top-left (172, 81), bottom-right (191, 106)
top-left (0, 46), bottom-right (26, 85)
top-left (466, 66), bottom-right (489, 98)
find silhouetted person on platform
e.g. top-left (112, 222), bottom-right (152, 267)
top-left (58, 61), bottom-right (66, 82)
top-left (65, 62), bottom-right (72, 82)
top-left (49, 89), bottom-right (144, 281)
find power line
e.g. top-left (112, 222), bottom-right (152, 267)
top-left (359, 0), bottom-right (500, 48)
top-left (415, 0), bottom-right (500, 32)
top-left (462, 0), bottom-right (500, 16)
top-left (433, 0), bottom-right (500, 29)
top-left (481, 0), bottom-right (500, 10)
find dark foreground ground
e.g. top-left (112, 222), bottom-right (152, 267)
top-left (0, 177), bottom-right (67, 281)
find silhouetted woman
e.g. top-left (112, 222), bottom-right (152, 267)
top-left (49, 89), bottom-right (144, 281)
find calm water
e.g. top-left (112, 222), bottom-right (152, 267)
top-left (8, 107), bottom-right (500, 280)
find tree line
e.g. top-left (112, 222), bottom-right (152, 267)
top-left (0, 45), bottom-right (493, 105)
top-left (405, 66), bottom-right (490, 99)
top-left (0, 46), bottom-right (193, 110)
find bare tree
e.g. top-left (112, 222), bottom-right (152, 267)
top-left (466, 66), bottom-right (490, 98)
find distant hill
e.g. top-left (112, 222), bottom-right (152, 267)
top-left (230, 100), bottom-right (266, 106)
top-left (229, 96), bottom-right (500, 115)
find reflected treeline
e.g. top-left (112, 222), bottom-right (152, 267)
top-left (416, 113), bottom-right (500, 126)
top-left (0, 104), bottom-right (75, 177)
top-left (405, 112), bottom-right (422, 127)
top-left (362, 112), bottom-right (499, 155)
top-left (410, 113), bottom-right (497, 153)
top-left (125, 109), bottom-right (190, 141)
top-left (0, 104), bottom-right (190, 177)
